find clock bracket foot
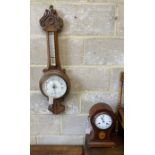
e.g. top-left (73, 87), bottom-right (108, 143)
top-left (48, 100), bottom-right (65, 114)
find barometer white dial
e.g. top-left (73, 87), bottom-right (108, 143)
top-left (42, 75), bottom-right (67, 98)
top-left (94, 113), bottom-right (113, 130)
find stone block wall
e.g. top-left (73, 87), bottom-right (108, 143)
top-left (30, 0), bottom-right (124, 145)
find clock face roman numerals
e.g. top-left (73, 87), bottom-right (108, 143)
top-left (49, 32), bottom-right (56, 66)
top-left (95, 113), bottom-right (113, 130)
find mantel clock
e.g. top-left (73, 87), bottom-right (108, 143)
top-left (86, 103), bottom-right (115, 148)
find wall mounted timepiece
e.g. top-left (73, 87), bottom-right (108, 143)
top-left (39, 5), bottom-right (70, 114)
top-left (86, 103), bottom-right (115, 148)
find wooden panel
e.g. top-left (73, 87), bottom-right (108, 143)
top-left (118, 107), bottom-right (124, 128)
top-left (85, 134), bottom-right (124, 155)
top-left (30, 145), bottom-right (84, 155)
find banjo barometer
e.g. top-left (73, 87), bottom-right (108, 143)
top-left (39, 5), bottom-right (70, 114)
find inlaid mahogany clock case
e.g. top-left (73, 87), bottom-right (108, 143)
top-left (86, 103), bottom-right (115, 148)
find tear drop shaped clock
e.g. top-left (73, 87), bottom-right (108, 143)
top-left (39, 5), bottom-right (70, 114)
top-left (86, 103), bottom-right (115, 148)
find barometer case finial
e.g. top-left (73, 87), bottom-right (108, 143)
top-left (39, 5), bottom-right (63, 32)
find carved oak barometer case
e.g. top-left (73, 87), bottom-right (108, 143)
top-left (39, 5), bottom-right (70, 114)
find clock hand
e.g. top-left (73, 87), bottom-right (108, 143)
top-left (53, 87), bottom-right (57, 95)
top-left (101, 117), bottom-right (105, 123)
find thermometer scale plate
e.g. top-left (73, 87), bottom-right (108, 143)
top-left (49, 32), bottom-right (56, 66)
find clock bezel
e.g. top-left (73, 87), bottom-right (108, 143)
top-left (90, 108), bottom-right (115, 132)
top-left (94, 112), bottom-right (113, 130)
top-left (39, 70), bottom-right (70, 99)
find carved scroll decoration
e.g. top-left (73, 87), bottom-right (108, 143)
top-left (39, 5), bottom-right (63, 31)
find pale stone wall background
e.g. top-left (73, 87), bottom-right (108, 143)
top-left (30, 0), bottom-right (124, 145)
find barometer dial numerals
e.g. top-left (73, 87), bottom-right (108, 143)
top-left (42, 75), bottom-right (67, 98)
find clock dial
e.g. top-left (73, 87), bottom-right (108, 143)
top-left (42, 75), bottom-right (67, 98)
top-left (94, 113), bottom-right (112, 130)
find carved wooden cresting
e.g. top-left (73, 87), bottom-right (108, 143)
top-left (40, 5), bottom-right (63, 32)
